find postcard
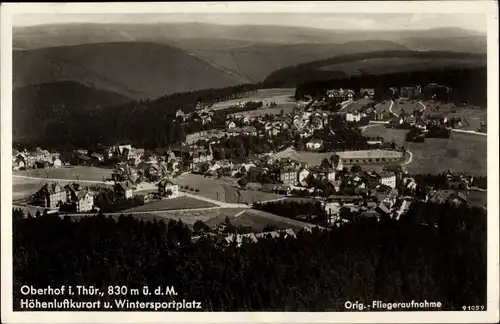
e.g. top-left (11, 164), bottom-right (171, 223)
top-left (1, 1), bottom-right (499, 323)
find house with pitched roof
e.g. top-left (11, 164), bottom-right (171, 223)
top-left (75, 190), bottom-right (94, 212)
top-left (158, 179), bottom-right (179, 198)
top-left (34, 182), bottom-right (66, 209)
top-left (114, 181), bottom-right (135, 199)
top-left (346, 110), bottom-right (362, 122)
top-left (359, 88), bottom-right (375, 99)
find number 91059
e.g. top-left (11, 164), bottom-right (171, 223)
top-left (462, 305), bottom-right (485, 311)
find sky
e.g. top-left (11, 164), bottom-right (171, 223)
top-left (13, 13), bottom-right (486, 33)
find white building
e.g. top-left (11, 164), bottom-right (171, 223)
top-left (52, 157), bottom-right (62, 168)
top-left (76, 191), bottom-right (94, 212)
top-left (380, 171), bottom-right (397, 189)
top-left (306, 139), bottom-right (323, 151)
top-left (346, 111), bottom-right (362, 122)
top-left (226, 120), bottom-right (236, 130)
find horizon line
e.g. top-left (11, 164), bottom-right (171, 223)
top-left (12, 21), bottom-right (486, 35)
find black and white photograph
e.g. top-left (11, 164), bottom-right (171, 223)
top-left (1, 1), bottom-right (499, 323)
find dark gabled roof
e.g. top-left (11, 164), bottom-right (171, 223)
top-left (78, 154), bottom-right (91, 161)
top-left (377, 202), bottom-right (390, 214)
top-left (116, 181), bottom-right (134, 191)
top-left (158, 179), bottom-right (175, 187)
top-left (39, 182), bottom-right (62, 195)
top-left (76, 190), bottom-right (90, 201)
top-left (376, 184), bottom-right (393, 193)
top-left (360, 88), bottom-right (375, 95)
top-left (64, 182), bottom-right (82, 192)
top-left (90, 152), bottom-right (103, 159)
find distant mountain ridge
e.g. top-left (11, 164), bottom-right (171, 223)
top-left (13, 23), bottom-right (486, 98)
top-left (13, 23), bottom-right (485, 49)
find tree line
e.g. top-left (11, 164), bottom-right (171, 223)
top-left (291, 67), bottom-right (486, 107)
top-left (13, 201), bottom-right (486, 311)
top-left (13, 83), bottom-right (268, 151)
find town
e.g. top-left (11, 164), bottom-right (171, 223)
top-left (12, 83), bottom-right (487, 245)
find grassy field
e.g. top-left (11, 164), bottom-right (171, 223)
top-left (392, 99), bottom-right (422, 115)
top-left (227, 209), bottom-right (313, 232)
top-left (211, 88), bottom-right (296, 111)
top-left (62, 208), bottom-right (245, 227)
top-left (343, 98), bottom-right (373, 113)
top-left (13, 166), bottom-right (113, 182)
top-left (362, 124), bottom-right (487, 175)
top-left (124, 196), bottom-right (217, 212)
top-left (174, 174), bottom-right (283, 204)
top-left (231, 106), bottom-right (295, 118)
top-left (422, 101), bottom-right (487, 131)
top-left (131, 208), bottom-right (245, 227)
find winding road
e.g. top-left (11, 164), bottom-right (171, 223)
top-left (388, 100), bottom-right (398, 117)
top-left (402, 150), bottom-right (413, 166)
top-left (450, 128), bottom-right (487, 136)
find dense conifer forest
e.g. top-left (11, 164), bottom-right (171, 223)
top-left (13, 201), bottom-right (486, 311)
top-left (291, 67), bottom-right (486, 107)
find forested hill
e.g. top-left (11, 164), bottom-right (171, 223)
top-left (263, 50), bottom-right (487, 85)
top-left (292, 67), bottom-right (487, 107)
top-left (13, 201), bottom-right (486, 311)
top-left (13, 81), bottom-right (131, 142)
top-left (13, 42), bottom-right (248, 99)
top-left (13, 83), bottom-right (264, 150)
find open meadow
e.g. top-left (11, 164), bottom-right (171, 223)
top-left (362, 124), bottom-right (487, 175)
top-left (63, 208), bottom-right (246, 228)
top-left (173, 173), bottom-right (283, 204)
top-left (211, 88), bottom-right (296, 111)
top-left (231, 106), bottom-right (295, 118)
top-left (226, 209), bottom-right (313, 232)
top-left (422, 101), bottom-right (487, 131)
top-left (124, 196), bottom-right (217, 212)
top-left (392, 99), bottom-right (423, 115)
top-left (342, 98), bottom-right (373, 113)
top-left (13, 166), bottom-right (113, 182)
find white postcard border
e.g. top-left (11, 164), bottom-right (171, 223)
top-left (1, 2), bottom-right (499, 323)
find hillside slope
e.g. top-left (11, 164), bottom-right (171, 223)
top-left (13, 42), bottom-right (248, 99)
top-left (264, 50), bottom-right (487, 86)
top-left (169, 40), bottom-right (410, 82)
top-left (13, 81), bottom-right (131, 142)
